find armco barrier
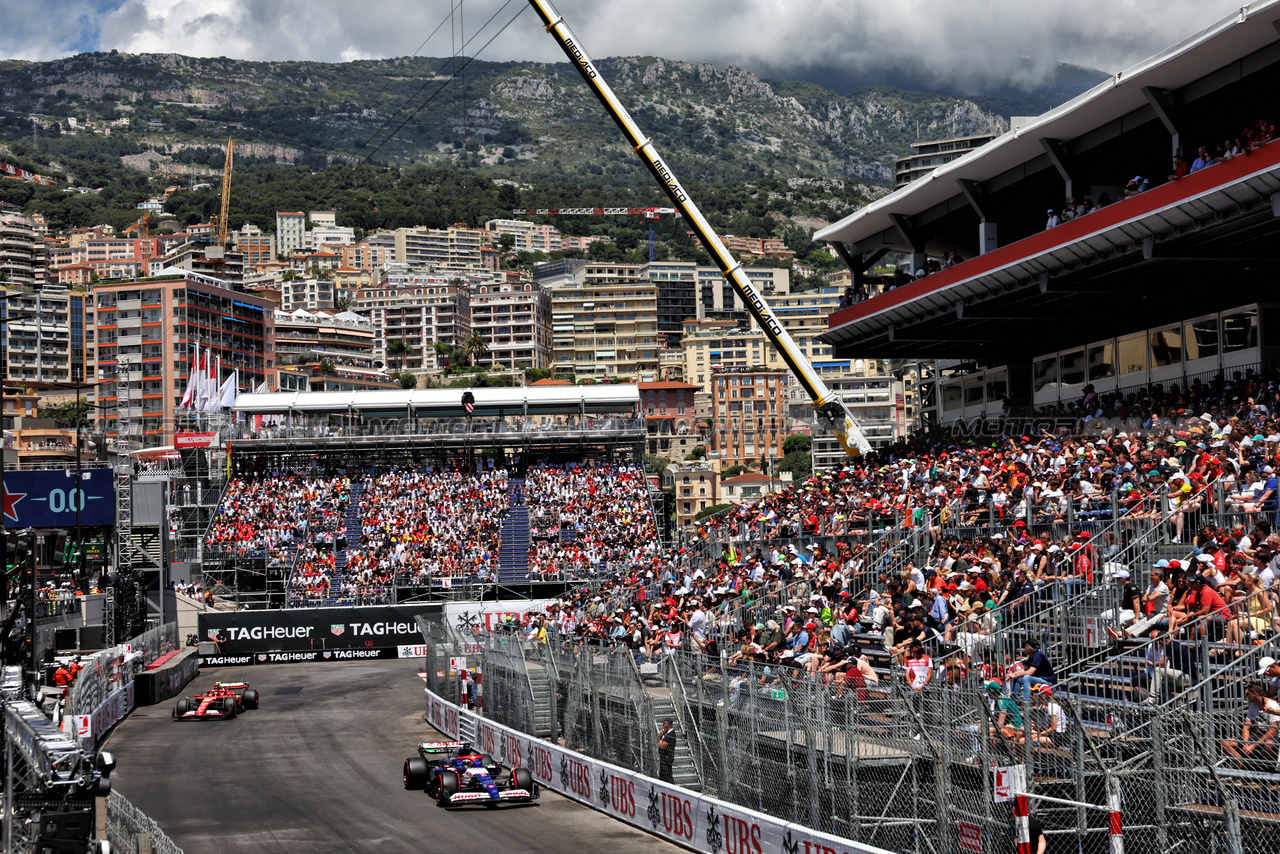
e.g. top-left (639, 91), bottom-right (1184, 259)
top-left (424, 688), bottom-right (894, 854)
top-left (134, 650), bottom-right (201, 706)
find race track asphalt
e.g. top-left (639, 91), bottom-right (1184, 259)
top-left (104, 659), bottom-right (687, 854)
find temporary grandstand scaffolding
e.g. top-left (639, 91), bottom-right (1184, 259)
top-left (421, 463), bottom-right (1280, 854)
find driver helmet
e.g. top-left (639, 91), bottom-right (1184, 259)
top-left (473, 756), bottom-right (484, 768)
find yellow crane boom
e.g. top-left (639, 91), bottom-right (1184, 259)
top-left (525, 0), bottom-right (871, 458)
top-left (215, 137), bottom-right (234, 250)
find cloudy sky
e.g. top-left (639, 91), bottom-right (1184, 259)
top-left (0, 0), bottom-right (1258, 91)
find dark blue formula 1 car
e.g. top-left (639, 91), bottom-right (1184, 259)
top-left (402, 741), bottom-right (539, 808)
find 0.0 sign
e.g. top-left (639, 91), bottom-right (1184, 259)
top-left (47, 488), bottom-right (88, 514)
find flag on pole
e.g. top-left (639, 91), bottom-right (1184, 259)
top-left (179, 344), bottom-right (198, 409)
top-left (202, 355), bottom-right (222, 411)
top-left (217, 369), bottom-right (238, 408)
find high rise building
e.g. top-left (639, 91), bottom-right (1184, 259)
top-left (546, 270), bottom-right (659, 380)
top-left (469, 280), bottom-right (552, 372)
top-left (1, 286), bottom-right (80, 385)
top-left (0, 211), bottom-right (44, 288)
top-left (275, 211), bottom-right (306, 257)
top-left (393, 224), bottom-right (485, 269)
top-left (93, 274), bottom-right (275, 448)
top-left (353, 268), bottom-right (471, 371)
top-left (708, 369), bottom-right (790, 467)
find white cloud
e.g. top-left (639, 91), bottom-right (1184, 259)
top-left (2, 0), bottom-right (1258, 92)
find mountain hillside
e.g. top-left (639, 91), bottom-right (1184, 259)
top-left (0, 51), bottom-right (1013, 188)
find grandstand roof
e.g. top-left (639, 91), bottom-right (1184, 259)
top-left (232, 385), bottom-right (641, 417)
top-left (816, 0), bottom-right (1280, 251)
top-left (818, 1), bottom-right (1280, 361)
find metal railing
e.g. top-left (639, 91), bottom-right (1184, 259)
top-left (107, 790), bottom-right (185, 854)
top-left (66, 622), bottom-right (181, 726)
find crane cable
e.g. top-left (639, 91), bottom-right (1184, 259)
top-left (357, 0), bottom-right (528, 164)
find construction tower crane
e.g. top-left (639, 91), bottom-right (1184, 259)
top-left (122, 214), bottom-right (154, 258)
top-left (525, 0), bottom-right (871, 458)
top-left (214, 137), bottom-right (234, 254)
top-left (514, 206), bottom-right (678, 262)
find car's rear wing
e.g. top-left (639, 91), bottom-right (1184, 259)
top-left (419, 741), bottom-right (464, 753)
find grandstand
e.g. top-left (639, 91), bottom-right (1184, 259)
top-left (457, 9), bottom-right (1280, 853)
top-left (818, 3), bottom-right (1280, 432)
top-left (200, 385), bottom-right (661, 606)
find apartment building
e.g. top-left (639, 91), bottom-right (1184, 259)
top-left (810, 375), bottom-right (906, 469)
top-left (680, 287), bottom-right (854, 389)
top-left (233, 223), bottom-right (276, 269)
top-left (353, 268), bottom-right (471, 371)
top-left (335, 239), bottom-right (394, 273)
top-left (1, 286), bottom-right (87, 385)
top-left (638, 380), bottom-right (701, 459)
top-left (275, 211), bottom-right (306, 257)
top-left (0, 211), bottom-right (45, 288)
top-left (93, 275), bottom-right (275, 448)
top-left (469, 280), bottom-right (552, 372)
top-left (547, 272), bottom-right (659, 380)
top-left (309, 224), bottom-right (356, 249)
top-left (665, 460), bottom-right (722, 531)
top-left (708, 368), bottom-right (790, 467)
top-left (393, 224), bottom-right (486, 269)
top-left (273, 309), bottom-right (377, 368)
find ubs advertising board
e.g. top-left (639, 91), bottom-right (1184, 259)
top-left (198, 604), bottom-right (443, 665)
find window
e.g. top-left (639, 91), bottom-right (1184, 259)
top-left (1117, 334), bottom-right (1146, 374)
top-left (1060, 349), bottom-right (1085, 385)
top-left (1222, 309), bottom-right (1258, 352)
top-left (1033, 357), bottom-right (1057, 392)
top-left (1149, 326), bottom-right (1182, 367)
top-left (1184, 317), bottom-right (1218, 360)
top-left (1087, 341), bottom-right (1115, 380)
top-left (942, 383), bottom-right (963, 412)
top-left (985, 370), bottom-right (1008, 403)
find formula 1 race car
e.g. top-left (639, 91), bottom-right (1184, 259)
top-left (172, 681), bottom-right (261, 720)
top-left (403, 741), bottom-right (539, 808)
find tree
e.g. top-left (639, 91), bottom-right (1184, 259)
top-left (462, 330), bottom-right (489, 367)
top-left (721, 464), bottom-right (749, 479)
top-left (38, 398), bottom-right (91, 429)
top-left (778, 449), bottom-right (811, 478)
top-left (318, 360), bottom-right (337, 375)
top-left (695, 503), bottom-right (733, 521)
top-left (783, 433), bottom-right (812, 455)
top-left (386, 340), bottom-right (413, 370)
top-left (686, 445), bottom-right (706, 461)
top-left (397, 372), bottom-right (418, 389)
top-left (497, 233), bottom-right (516, 253)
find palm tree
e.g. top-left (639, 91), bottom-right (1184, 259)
top-left (431, 340), bottom-right (453, 374)
top-left (462, 331), bottom-right (489, 367)
top-left (386, 340), bottom-right (412, 371)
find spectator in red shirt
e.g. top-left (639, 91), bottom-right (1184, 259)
top-left (1171, 574), bottom-right (1230, 639)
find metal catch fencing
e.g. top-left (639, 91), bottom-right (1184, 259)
top-left (454, 624), bottom-right (1276, 854)
top-left (66, 623), bottom-right (181, 725)
top-left (107, 790), bottom-right (185, 854)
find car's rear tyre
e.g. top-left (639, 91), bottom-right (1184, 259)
top-left (512, 767), bottom-right (533, 793)
top-left (173, 698), bottom-right (189, 718)
top-left (436, 770), bottom-right (459, 808)
top-left (241, 689), bottom-right (259, 709)
top-left (403, 758), bottom-right (429, 790)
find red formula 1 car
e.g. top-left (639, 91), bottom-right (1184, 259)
top-left (172, 680), bottom-right (261, 720)
top-left (403, 741), bottom-right (539, 808)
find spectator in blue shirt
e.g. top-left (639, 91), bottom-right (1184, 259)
top-left (1008, 638), bottom-right (1057, 701)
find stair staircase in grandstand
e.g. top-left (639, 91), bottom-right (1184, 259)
top-left (497, 479), bottom-right (531, 583)
top-left (648, 695), bottom-right (702, 790)
top-left (324, 482), bottom-right (365, 606)
top-left (528, 669), bottom-right (554, 739)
